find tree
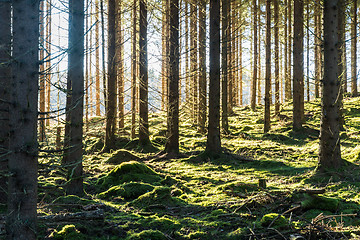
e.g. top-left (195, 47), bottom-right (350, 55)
top-left (274, 0), bottom-right (280, 116)
top-left (190, 1), bottom-right (198, 121)
top-left (95, 0), bottom-right (101, 116)
top-left (64, 0), bottom-right (85, 196)
top-left (251, 0), bottom-right (258, 111)
top-left (314, 6), bottom-right (322, 98)
top-left (165, 0), bottom-right (180, 153)
top-left (206, 0), bottom-right (222, 156)
top-left (104, 0), bottom-right (118, 151)
top-left (39, 1), bottom-right (46, 141)
top-left (264, 0), bottom-right (271, 133)
top-left (0, 0), bottom-right (11, 206)
top-left (293, 0), bottom-right (304, 130)
top-left (221, 0), bottom-right (229, 133)
top-left (318, 0), bottom-right (344, 171)
top-left (7, 0), bottom-right (40, 238)
top-left (131, 0), bottom-right (137, 139)
top-left (139, 0), bottom-right (151, 146)
top-left (285, 0), bottom-right (292, 101)
top-left (351, 0), bottom-right (357, 96)
top-left (117, 1), bottom-right (125, 129)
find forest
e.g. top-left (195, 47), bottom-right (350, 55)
top-left (1, 0), bottom-right (360, 239)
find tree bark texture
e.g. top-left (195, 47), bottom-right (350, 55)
top-left (251, 0), bottom-right (258, 111)
top-left (221, 0), bottom-right (229, 133)
top-left (351, 0), bottom-right (357, 96)
top-left (264, 0), bottom-right (271, 133)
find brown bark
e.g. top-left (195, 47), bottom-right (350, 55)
top-left (264, 0), bottom-right (271, 133)
top-left (46, 0), bottom-right (52, 127)
top-left (39, 1), bottom-right (46, 141)
top-left (351, 0), bottom-right (357, 96)
top-left (285, 0), bottom-right (292, 101)
top-left (131, 0), bottom-right (137, 139)
top-left (251, 0), bottom-right (258, 111)
top-left (293, 0), bottom-right (304, 130)
top-left (306, 0), bottom-right (310, 102)
top-left (190, 1), bottom-right (198, 121)
top-left (221, 0), bottom-right (229, 133)
top-left (95, 0), bottom-right (101, 115)
top-left (7, 1), bottom-right (40, 238)
top-left (274, 0), bottom-right (280, 116)
top-left (117, 1), bottom-right (125, 129)
top-left (314, 8), bottom-right (321, 98)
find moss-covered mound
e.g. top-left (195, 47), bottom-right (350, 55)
top-left (127, 230), bottom-right (167, 240)
top-left (98, 182), bottom-right (154, 200)
top-left (98, 161), bottom-right (162, 188)
top-left (219, 181), bottom-right (260, 195)
top-left (49, 225), bottom-right (86, 240)
top-left (131, 186), bottom-right (184, 208)
top-left (301, 194), bottom-right (339, 211)
top-left (52, 195), bottom-right (94, 205)
top-left (260, 213), bottom-right (288, 228)
top-left (105, 149), bottom-right (140, 165)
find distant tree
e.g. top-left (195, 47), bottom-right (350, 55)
top-left (274, 0), bottom-right (280, 116)
top-left (0, 0), bottom-right (11, 206)
top-left (64, 0), bottom-right (85, 196)
top-left (95, 0), bottom-right (101, 116)
top-left (264, 0), bottom-right (271, 133)
top-left (314, 5), bottom-right (322, 98)
top-left (104, 0), bottom-right (117, 150)
top-left (7, 0), bottom-right (40, 238)
top-left (165, 0), bottom-right (180, 154)
top-left (285, 0), bottom-right (292, 101)
top-left (131, 0), bottom-right (137, 139)
top-left (190, 1), bottom-right (198, 121)
top-left (351, 0), bottom-right (357, 96)
top-left (221, 0), bottom-right (229, 133)
top-left (318, 0), bottom-right (344, 171)
top-left (39, 1), bottom-right (46, 141)
top-left (117, 1), bottom-right (125, 129)
top-left (293, 0), bottom-right (304, 130)
top-left (251, 0), bottom-right (258, 111)
top-left (206, 0), bottom-right (222, 156)
top-left (139, 0), bottom-right (151, 146)
top-left (45, 0), bottom-right (52, 127)
top-left (306, 0), bottom-right (310, 101)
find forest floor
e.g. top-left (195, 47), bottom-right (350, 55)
top-left (32, 97), bottom-right (360, 239)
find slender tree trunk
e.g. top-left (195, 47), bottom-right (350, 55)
top-left (39, 1), bottom-right (46, 141)
top-left (85, 0), bottom-right (90, 129)
top-left (95, 0), bottom-right (101, 115)
top-left (264, 0), bottom-right (271, 133)
top-left (318, 0), bottom-right (344, 171)
top-left (314, 7), bottom-right (321, 98)
top-left (0, 0), bottom-right (11, 206)
top-left (65, 0), bottom-right (85, 196)
top-left (306, 0), bottom-right (310, 101)
top-left (190, 1), bottom-right (198, 121)
top-left (293, 0), bottom-right (304, 130)
top-left (221, 0), bottom-right (229, 133)
top-left (274, 0), bottom-right (280, 116)
top-left (351, 0), bottom-right (357, 96)
top-left (198, 0), bottom-right (207, 133)
top-left (185, 1), bottom-right (190, 104)
top-left (165, 0), bottom-right (180, 153)
top-left (104, 0), bottom-right (117, 150)
top-left (139, 0), bottom-right (151, 146)
top-left (46, 0), bottom-right (52, 127)
top-left (117, 1), bottom-right (125, 129)
top-left (338, 0), bottom-right (345, 129)
top-left (284, 0), bottom-right (288, 102)
top-left (206, 0), bottom-right (222, 156)
top-left (239, 18), bottom-right (243, 106)
top-left (285, 0), bottom-right (292, 101)
top-left (161, 0), bottom-right (168, 111)
top-left (251, 0), bottom-right (258, 111)
top-left (131, 0), bottom-right (137, 139)
top-left (257, 7), bottom-right (262, 105)
top-left (7, 1), bottom-right (40, 238)
top-left (101, 0), bottom-right (107, 109)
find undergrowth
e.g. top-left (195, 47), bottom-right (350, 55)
top-left (36, 97), bottom-right (360, 239)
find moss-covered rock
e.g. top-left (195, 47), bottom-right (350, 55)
top-left (98, 182), bottom-right (154, 200)
top-left (260, 213), bottom-right (288, 228)
top-left (301, 195), bottom-right (339, 211)
top-left (131, 186), bottom-right (183, 208)
top-left (127, 230), bottom-right (167, 240)
top-left (98, 161), bottom-right (162, 188)
top-left (49, 225), bottom-right (86, 240)
top-left (105, 149), bottom-right (140, 165)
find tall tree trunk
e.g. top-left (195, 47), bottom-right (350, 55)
top-left (7, 0), bottom-right (40, 238)
top-left (104, 0), bottom-right (117, 150)
top-left (46, 0), bottom-right (52, 127)
top-left (351, 0), bottom-right (357, 96)
top-left (95, 0), bottom-right (101, 115)
top-left (165, 0), bottom-right (180, 153)
top-left (198, 0), bottom-right (207, 134)
top-left (293, 0), bottom-right (304, 130)
top-left (284, 0), bottom-right (288, 103)
top-left (85, 0), bottom-right (90, 129)
top-left (117, 1), bottom-right (125, 129)
top-left (185, 1), bottom-right (190, 104)
top-left (221, 0), bottom-right (229, 134)
top-left (65, 0), bottom-right (85, 196)
top-left (190, 1), bottom-right (198, 121)
top-left (139, 0), bottom-right (151, 146)
top-left (285, 0), bottom-right (292, 101)
top-left (314, 7), bottom-right (321, 98)
top-left (206, 0), bottom-right (222, 156)
top-left (306, 0), bottom-right (310, 101)
top-left (161, 0), bottom-right (168, 111)
top-left (274, 0), bottom-right (280, 116)
top-left (264, 0), bottom-right (271, 133)
top-left (239, 16), bottom-right (243, 106)
top-left (338, 0), bottom-right (345, 129)
top-left (251, 0), bottom-right (258, 111)
top-left (39, 1), bottom-right (46, 141)
top-left (131, 0), bottom-right (137, 139)
top-left (318, 0), bottom-right (344, 171)
top-left (100, 0), bottom-right (107, 109)
top-left (0, 0), bottom-right (11, 207)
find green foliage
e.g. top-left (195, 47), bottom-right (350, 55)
top-left (127, 230), bottom-right (167, 240)
top-left (49, 225), bottom-right (86, 240)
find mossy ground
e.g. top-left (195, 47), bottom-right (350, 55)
top-left (37, 97), bottom-right (360, 239)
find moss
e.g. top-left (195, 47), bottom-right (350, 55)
top-left (187, 231), bottom-right (210, 239)
top-left (98, 182), bottom-right (154, 200)
top-left (49, 225), bottom-right (86, 240)
top-left (219, 181), bottom-right (260, 194)
top-left (105, 149), bottom-right (140, 165)
top-left (260, 213), bottom-right (288, 228)
top-left (227, 228), bottom-right (246, 239)
top-left (52, 195), bottom-right (94, 205)
top-left (301, 195), bottom-right (339, 211)
top-left (148, 216), bottom-right (181, 232)
top-left (85, 138), bottom-right (104, 153)
top-left (131, 186), bottom-right (184, 208)
top-left (98, 161), bottom-right (162, 188)
top-left (127, 230), bottom-right (167, 240)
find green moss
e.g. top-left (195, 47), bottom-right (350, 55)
top-left (227, 228), bottom-right (246, 239)
top-left (131, 186), bottom-right (184, 208)
top-left (105, 149), bottom-right (140, 165)
top-left (148, 216), bottom-right (181, 232)
top-left (49, 225), bottom-right (86, 240)
top-left (219, 181), bottom-right (260, 194)
top-left (98, 161), bottom-right (162, 188)
top-left (260, 213), bottom-right (288, 228)
top-left (301, 195), bottom-right (339, 211)
top-left (98, 182), bottom-right (154, 200)
top-left (52, 195), bottom-right (94, 205)
top-left (127, 230), bottom-right (167, 240)
top-left (187, 231), bottom-right (209, 239)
